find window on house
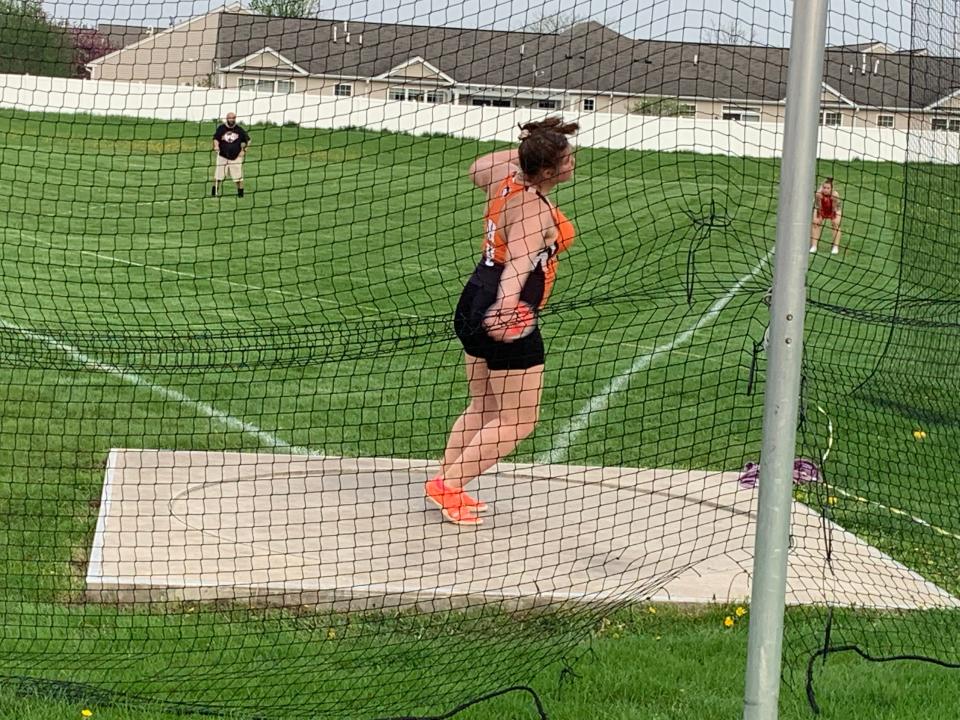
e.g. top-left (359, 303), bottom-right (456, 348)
top-left (389, 87), bottom-right (426, 102)
top-left (471, 98), bottom-right (512, 107)
top-left (537, 99), bottom-right (561, 109)
top-left (425, 90), bottom-right (449, 103)
top-left (721, 105), bottom-right (761, 122)
top-left (932, 117), bottom-right (960, 131)
top-left (819, 111), bottom-right (843, 126)
top-left (678, 103), bottom-right (697, 117)
top-left (877, 114), bottom-right (894, 128)
top-left (582, 98), bottom-right (595, 111)
top-left (334, 83), bottom-right (352, 97)
top-left (239, 77), bottom-right (293, 94)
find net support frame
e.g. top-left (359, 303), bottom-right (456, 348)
top-left (742, 1), bottom-right (831, 718)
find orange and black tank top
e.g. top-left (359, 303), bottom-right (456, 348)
top-left (470, 175), bottom-right (575, 310)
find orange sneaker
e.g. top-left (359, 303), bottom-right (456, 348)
top-left (424, 478), bottom-right (482, 525)
top-left (428, 475), bottom-right (488, 512)
top-left (461, 492), bottom-right (488, 513)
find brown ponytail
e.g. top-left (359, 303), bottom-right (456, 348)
top-left (517, 116), bottom-right (579, 179)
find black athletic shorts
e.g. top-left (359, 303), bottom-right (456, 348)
top-left (454, 277), bottom-right (545, 370)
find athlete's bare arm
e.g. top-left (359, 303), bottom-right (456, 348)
top-left (482, 192), bottom-right (550, 340)
top-left (469, 149), bottom-right (520, 197)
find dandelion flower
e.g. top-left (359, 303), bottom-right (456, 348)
top-left (724, 616), bottom-right (735, 628)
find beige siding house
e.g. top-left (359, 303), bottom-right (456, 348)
top-left (86, 8), bottom-right (960, 130)
top-left (88, 5), bottom-right (237, 86)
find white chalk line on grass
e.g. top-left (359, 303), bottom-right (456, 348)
top-left (0, 316), bottom-right (320, 457)
top-left (813, 405), bottom-right (960, 544)
top-left (563, 334), bottom-right (710, 361)
top-left (826, 486), bottom-right (960, 543)
top-left (10, 229), bottom-right (420, 321)
top-left (540, 249), bottom-right (774, 465)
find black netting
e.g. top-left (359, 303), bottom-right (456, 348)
top-left (0, 1), bottom-right (958, 718)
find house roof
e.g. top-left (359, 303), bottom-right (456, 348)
top-left (829, 41), bottom-right (892, 53)
top-left (216, 13), bottom-right (794, 99)
top-left (822, 51), bottom-right (960, 108)
top-left (101, 9), bottom-right (960, 110)
top-left (96, 23), bottom-right (160, 49)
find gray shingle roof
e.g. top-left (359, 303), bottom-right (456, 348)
top-left (824, 51), bottom-right (960, 108)
top-left (215, 13), bottom-right (960, 109)
top-left (97, 23), bottom-right (159, 49)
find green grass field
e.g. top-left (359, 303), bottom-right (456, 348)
top-left (0, 108), bottom-right (959, 718)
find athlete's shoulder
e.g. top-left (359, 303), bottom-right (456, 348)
top-left (502, 184), bottom-right (545, 209)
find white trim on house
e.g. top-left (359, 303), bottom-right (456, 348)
top-left (86, 3), bottom-right (249, 69)
top-left (373, 56), bottom-right (457, 85)
top-left (221, 47), bottom-right (310, 76)
top-left (924, 87), bottom-right (960, 111)
top-left (821, 81), bottom-right (859, 109)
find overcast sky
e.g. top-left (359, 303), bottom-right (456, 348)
top-left (39, 0), bottom-right (957, 54)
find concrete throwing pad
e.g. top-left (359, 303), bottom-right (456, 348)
top-left (86, 449), bottom-right (959, 611)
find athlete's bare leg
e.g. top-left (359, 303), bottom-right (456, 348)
top-left (810, 213), bottom-right (824, 252)
top-left (439, 354), bottom-right (500, 470)
top-left (440, 364), bottom-right (543, 490)
top-left (830, 216), bottom-right (841, 253)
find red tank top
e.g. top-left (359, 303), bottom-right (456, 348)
top-left (819, 193), bottom-right (835, 217)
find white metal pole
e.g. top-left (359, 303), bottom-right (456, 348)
top-left (742, 1), bottom-right (830, 718)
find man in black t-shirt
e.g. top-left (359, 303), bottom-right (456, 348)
top-left (212, 112), bottom-right (250, 197)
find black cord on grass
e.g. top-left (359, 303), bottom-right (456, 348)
top-left (7, 674), bottom-right (549, 720)
top-left (805, 645), bottom-right (960, 715)
top-left (374, 685), bottom-right (548, 720)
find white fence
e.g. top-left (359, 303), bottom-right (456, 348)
top-left (0, 74), bottom-right (956, 163)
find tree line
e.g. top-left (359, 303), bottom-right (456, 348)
top-left (0, 0), bottom-right (116, 78)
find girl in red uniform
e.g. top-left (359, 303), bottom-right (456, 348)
top-left (425, 117), bottom-right (578, 525)
top-left (810, 177), bottom-right (842, 255)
